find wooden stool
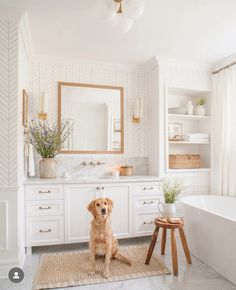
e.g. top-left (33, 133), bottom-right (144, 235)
top-left (145, 218), bottom-right (192, 276)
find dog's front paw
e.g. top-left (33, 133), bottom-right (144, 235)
top-left (88, 271), bottom-right (96, 276)
top-left (103, 270), bottom-right (110, 279)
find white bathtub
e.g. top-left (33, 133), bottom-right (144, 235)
top-left (181, 195), bottom-right (236, 285)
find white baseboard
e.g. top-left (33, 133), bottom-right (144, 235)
top-left (0, 250), bottom-right (25, 279)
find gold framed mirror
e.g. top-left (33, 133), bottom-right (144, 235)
top-left (58, 82), bottom-right (124, 154)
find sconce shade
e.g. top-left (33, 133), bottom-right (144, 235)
top-left (39, 91), bottom-right (49, 114)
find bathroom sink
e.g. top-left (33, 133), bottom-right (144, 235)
top-left (97, 176), bottom-right (114, 179)
top-left (71, 176), bottom-right (114, 180)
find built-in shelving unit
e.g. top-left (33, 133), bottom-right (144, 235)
top-left (168, 113), bottom-right (210, 120)
top-left (169, 141), bottom-right (209, 145)
top-left (165, 86), bottom-right (211, 173)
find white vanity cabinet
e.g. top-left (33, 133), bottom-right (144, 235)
top-left (64, 184), bottom-right (97, 243)
top-left (133, 183), bottom-right (162, 236)
top-left (25, 184), bottom-right (64, 252)
top-left (24, 177), bottom-right (162, 254)
top-left (64, 183), bottom-right (132, 243)
top-left (99, 183), bottom-right (132, 238)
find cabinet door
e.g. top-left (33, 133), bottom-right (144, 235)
top-left (100, 184), bottom-right (132, 238)
top-left (64, 184), bottom-right (97, 243)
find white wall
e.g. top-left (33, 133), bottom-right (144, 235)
top-left (28, 57), bottom-right (150, 176)
top-left (0, 13), bottom-right (31, 278)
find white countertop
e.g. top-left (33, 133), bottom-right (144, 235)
top-left (24, 175), bottom-right (162, 185)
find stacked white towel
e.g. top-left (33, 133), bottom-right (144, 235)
top-left (186, 133), bottom-right (210, 143)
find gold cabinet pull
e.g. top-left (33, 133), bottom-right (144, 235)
top-left (39, 229), bottom-right (52, 233)
top-left (143, 221), bottom-right (154, 225)
top-left (143, 201), bottom-right (154, 205)
top-left (38, 190), bottom-right (51, 194)
top-left (38, 206), bottom-right (51, 210)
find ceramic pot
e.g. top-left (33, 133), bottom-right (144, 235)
top-left (39, 158), bottom-right (57, 178)
top-left (195, 105), bottom-right (206, 116)
top-left (158, 202), bottom-right (176, 218)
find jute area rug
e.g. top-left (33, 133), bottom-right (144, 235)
top-left (33, 244), bottom-right (170, 289)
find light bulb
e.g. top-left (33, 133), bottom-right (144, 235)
top-left (124, 0), bottom-right (145, 20)
top-left (104, 0), bottom-right (117, 12)
top-left (111, 14), bottom-right (133, 33)
top-left (101, 0), bottom-right (117, 22)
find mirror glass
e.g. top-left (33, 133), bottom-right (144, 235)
top-left (58, 82), bottom-right (124, 154)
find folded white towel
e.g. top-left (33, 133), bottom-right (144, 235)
top-left (28, 144), bottom-right (35, 177)
top-left (186, 133), bottom-right (210, 138)
top-left (188, 139), bottom-right (209, 143)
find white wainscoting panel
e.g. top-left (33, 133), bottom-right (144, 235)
top-left (0, 201), bottom-right (8, 250)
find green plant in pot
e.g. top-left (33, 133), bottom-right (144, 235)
top-left (158, 179), bottom-right (183, 218)
top-left (29, 120), bottom-right (71, 178)
top-left (195, 97), bottom-right (207, 116)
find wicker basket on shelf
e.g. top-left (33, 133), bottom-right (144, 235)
top-left (169, 154), bottom-right (201, 169)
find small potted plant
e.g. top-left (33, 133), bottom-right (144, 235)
top-left (195, 97), bottom-right (207, 116)
top-left (29, 120), bottom-right (71, 178)
top-left (158, 179), bottom-right (183, 218)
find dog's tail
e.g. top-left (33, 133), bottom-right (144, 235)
top-left (114, 251), bottom-right (132, 266)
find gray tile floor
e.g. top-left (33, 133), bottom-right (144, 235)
top-left (0, 237), bottom-right (235, 290)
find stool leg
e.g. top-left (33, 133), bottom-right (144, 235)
top-left (171, 229), bottom-right (178, 276)
top-left (179, 227), bottom-right (192, 264)
top-left (145, 226), bottom-right (159, 265)
top-left (161, 228), bottom-right (167, 255)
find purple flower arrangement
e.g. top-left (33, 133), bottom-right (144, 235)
top-left (29, 120), bottom-right (72, 158)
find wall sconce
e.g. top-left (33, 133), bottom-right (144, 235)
top-left (38, 91), bottom-right (49, 120)
top-left (132, 98), bottom-right (143, 123)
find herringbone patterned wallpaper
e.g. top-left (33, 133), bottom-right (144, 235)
top-left (0, 21), bottom-right (18, 186)
top-left (30, 60), bottom-right (148, 158)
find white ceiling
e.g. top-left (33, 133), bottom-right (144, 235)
top-left (4, 0), bottom-right (236, 65)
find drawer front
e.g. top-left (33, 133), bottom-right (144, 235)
top-left (26, 216), bottom-right (64, 246)
top-left (135, 195), bottom-right (162, 211)
top-left (135, 184), bottom-right (161, 195)
top-left (134, 212), bottom-right (159, 235)
top-left (25, 185), bottom-right (63, 201)
top-left (26, 200), bottom-right (64, 217)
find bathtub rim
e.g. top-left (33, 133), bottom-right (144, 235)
top-left (181, 195), bottom-right (236, 223)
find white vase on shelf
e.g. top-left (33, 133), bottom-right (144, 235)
top-left (187, 100), bottom-right (194, 115)
top-left (195, 105), bottom-right (206, 116)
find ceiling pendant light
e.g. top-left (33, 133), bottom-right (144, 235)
top-left (103, 0), bottom-right (145, 33)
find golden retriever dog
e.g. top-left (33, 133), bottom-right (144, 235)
top-left (87, 198), bottom-right (131, 278)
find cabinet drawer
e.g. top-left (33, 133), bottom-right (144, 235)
top-left (26, 200), bottom-right (64, 217)
top-left (134, 212), bottom-right (159, 235)
top-left (25, 185), bottom-right (63, 201)
top-left (135, 184), bottom-right (161, 195)
top-left (135, 195), bottom-right (162, 210)
top-left (26, 216), bottom-right (64, 246)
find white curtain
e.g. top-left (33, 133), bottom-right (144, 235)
top-left (211, 65), bottom-right (236, 196)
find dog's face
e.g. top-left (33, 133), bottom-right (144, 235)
top-left (87, 198), bottom-right (113, 218)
